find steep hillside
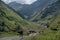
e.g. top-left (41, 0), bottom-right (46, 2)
top-left (25, 0), bottom-right (60, 40)
top-left (8, 1), bottom-right (29, 19)
top-left (31, 0), bottom-right (59, 22)
top-left (0, 0), bottom-right (30, 36)
top-left (0, 1), bottom-right (42, 36)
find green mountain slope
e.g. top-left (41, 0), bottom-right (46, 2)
top-left (31, 0), bottom-right (59, 22)
top-left (0, 1), bottom-right (41, 36)
top-left (25, 0), bottom-right (60, 40)
top-left (30, 11), bottom-right (60, 40)
top-left (0, 0), bottom-right (30, 36)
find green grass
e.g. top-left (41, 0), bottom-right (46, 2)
top-left (0, 32), bottom-right (19, 37)
top-left (0, 1), bottom-right (31, 36)
top-left (24, 0), bottom-right (60, 40)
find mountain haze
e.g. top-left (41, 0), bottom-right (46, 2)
top-left (8, 0), bottom-right (57, 20)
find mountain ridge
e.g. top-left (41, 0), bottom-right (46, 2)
top-left (8, 0), bottom-right (57, 20)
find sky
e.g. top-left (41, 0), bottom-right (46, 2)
top-left (2, 0), bottom-right (37, 4)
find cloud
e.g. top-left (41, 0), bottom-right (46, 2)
top-left (2, 0), bottom-right (37, 4)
